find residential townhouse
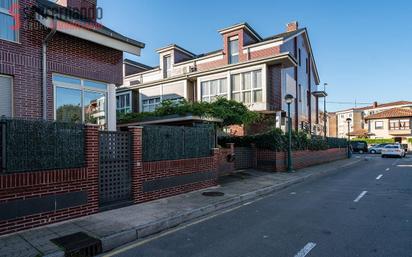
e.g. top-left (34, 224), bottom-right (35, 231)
top-left (331, 101), bottom-right (412, 140)
top-left (117, 22), bottom-right (321, 134)
top-left (0, 0), bottom-right (144, 130)
top-left (365, 108), bottom-right (412, 148)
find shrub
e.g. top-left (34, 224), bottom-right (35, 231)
top-left (117, 98), bottom-right (260, 127)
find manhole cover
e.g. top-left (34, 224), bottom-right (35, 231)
top-left (202, 191), bottom-right (225, 197)
top-left (51, 232), bottom-right (102, 257)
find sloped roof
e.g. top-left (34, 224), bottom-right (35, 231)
top-left (35, 0), bottom-right (145, 49)
top-left (365, 108), bottom-right (412, 120)
top-left (124, 59), bottom-right (153, 70)
top-left (337, 101), bottom-right (412, 113)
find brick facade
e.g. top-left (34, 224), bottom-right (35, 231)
top-left (0, 0), bottom-right (123, 120)
top-left (0, 125), bottom-right (99, 236)
top-left (129, 127), bottom-right (220, 204)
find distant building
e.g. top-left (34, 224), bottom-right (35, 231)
top-left (330, 101), bottom-right (412, 140)
top-left (365, 108), bottom-right (412, 147)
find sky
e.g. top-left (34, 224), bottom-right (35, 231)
top-left (99, 0), bottom-right (412, 112)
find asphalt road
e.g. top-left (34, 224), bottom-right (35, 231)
top-left (106, 155), bottom-right (412, 257)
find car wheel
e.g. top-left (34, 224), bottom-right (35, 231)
top-left (382, 155), bottom-right (385, 158)
top-left (370, 150), bottom-right (376, 154)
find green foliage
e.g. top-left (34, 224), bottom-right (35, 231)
top-left (117, 98), bottom-right (260, 127)
top-left (352, 138), bottom-right (395, 145)
top-left (219, 129), bottom-right (347, 151)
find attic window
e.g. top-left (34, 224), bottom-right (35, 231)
top-left (163, 55), bottom-right (171, 78)
top-left (229, 37), bottom-right (239, 64)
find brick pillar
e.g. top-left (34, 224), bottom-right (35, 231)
top-left (212, 148), bottom-right (220, 184)
top-left (226, 143), bottom-right (235, 156)
top-left (129, 126), bottom-right (144, 203)
top-left (84, 124), bottom-right (100, 213)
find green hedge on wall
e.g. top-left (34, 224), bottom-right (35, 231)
top-left (218, 129), bottom-right (347, 151)
top-left (352, 138), bottom-right (395, 145)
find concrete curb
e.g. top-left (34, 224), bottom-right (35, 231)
top-left (98, 158), bottom-right (364, 253)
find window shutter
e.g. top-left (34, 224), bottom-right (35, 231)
top-left (0, 76), bottom-right (12, 117)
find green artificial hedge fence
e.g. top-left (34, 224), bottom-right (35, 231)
top-left (218, 129), bottom-right (347, 151)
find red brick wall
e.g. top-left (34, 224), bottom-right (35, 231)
top-left (0, 0), bottom-right (123, 119)
top-left (129, 127), bottom-right (219, 204)
top-left (267, 64), bottom-right (282, 111)
top-left (257, 148), bottom-right (347, 172)
top-left (0, 125), bottom-right (99, 236)
top-left (197, 28), bottom-right (280, 72)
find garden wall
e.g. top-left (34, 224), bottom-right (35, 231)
top-left (129, 127), bottom-right (221, 204)
top-left (0, 126), bottom-right (99, 236)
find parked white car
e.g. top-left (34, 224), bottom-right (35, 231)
top-left (381, 144), bottom-right (406, 158)
top-left (369, 143), bottom-right (391, 154)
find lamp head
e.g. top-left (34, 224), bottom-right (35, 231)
top-left (284, 94), bottom-right (294, 104)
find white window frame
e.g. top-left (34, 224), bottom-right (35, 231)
top-left (0, 0), bottom-right (19, 43)
top-left (0, 74), bottom-right (13, 117)
top-left (163, 55), bottom-right (172, 78)
top-left (142, 97), bottom-right (160, 112)
top-left (52, 74), bottom-right (108, 126)
top-left (375, 121), bottom-right (384, 129)
top-left (201, 78), bottom-right (227, 102)
top-left (116, 91), bottom-right (132, 114)
top-left (231, 70), bottom-right (262, 104)
top-left (228, 37), bottom-right (239, 64)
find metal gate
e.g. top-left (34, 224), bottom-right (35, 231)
top-left (99, 131), bottom-right (132, 209)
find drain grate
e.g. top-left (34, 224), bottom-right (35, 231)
top-left (202, 191), bottom-right (225, 197)
top-left (51, 232), bottom-right (102, 257)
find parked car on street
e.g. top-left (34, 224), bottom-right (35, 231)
top-left (350, 141), bottom-right (368, 154)
top-left (369, 143), bottom-right (390, 154)
top-left (381, 144), bottom-right (406, 158)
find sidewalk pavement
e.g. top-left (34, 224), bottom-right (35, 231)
top-left (0, 158), bottom-right (364, 257)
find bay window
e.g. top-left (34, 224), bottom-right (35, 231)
top-left (229, 38), bottom-right (239, 64)
top-left (231, 70), bottom-right (262, 104)
top-left (53, 74), bottom-right (108, 129)
top-left (201, 78), bottom-right (227, 102)
top-left (0, 0), bottom-right (18, 42)
top-left (142, 97), bottom-right (160, 112)
top-left (389, 119), bottom-right (411, 130)
top-left (116, 92), bottom-right (132, 114)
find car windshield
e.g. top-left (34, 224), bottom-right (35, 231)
top-left (385, 145), bottom-right (399, 149)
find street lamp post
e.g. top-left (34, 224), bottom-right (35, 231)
top-left (323, 83), bottom-right (328, 138)
top-left (346, 118), bottom-right (352, 158)
top-left (285, 94), bottom-right (294, 172)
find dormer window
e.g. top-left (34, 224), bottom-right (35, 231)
top-left (163, 55), bottom-right (171, 78)
top-left (228, 37), bottom-right (239, 64)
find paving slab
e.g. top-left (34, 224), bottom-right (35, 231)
top-left (0, 157), bottom-right (363, 256)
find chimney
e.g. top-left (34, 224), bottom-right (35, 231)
top-left (66, 0), bottom-right (98, 21)
top-left (286, 21), bottom-right (299, 32)
top-left (373, 101), bottom-right (378, 108)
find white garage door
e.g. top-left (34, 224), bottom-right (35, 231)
top-left (0, 75), bottom-right (12, 117)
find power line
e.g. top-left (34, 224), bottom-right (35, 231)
top-left (327, 101), bottom-right (373, 105)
